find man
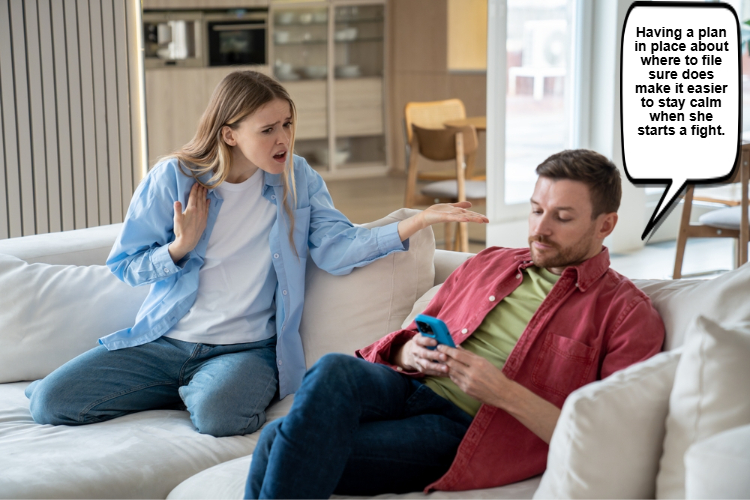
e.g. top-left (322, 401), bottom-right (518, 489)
top-left (244, 149), bottom-right (665, 499)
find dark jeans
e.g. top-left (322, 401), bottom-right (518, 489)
top-left (245, 353), bottom-right (473, 499)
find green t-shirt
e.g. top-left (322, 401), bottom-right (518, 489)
top-left (424, 266), bottom-right (559, 416)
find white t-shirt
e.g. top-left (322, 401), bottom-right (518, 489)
top-left (166, 169), bottom-right (277, 344)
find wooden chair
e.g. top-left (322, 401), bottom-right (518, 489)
top-left (405, 124), bottom-right (487, 253)
top-left (673, 146), bottom-right (750, 279)
top-left (404, 99), bottom-right (485, 183)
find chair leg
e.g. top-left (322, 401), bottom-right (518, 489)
top-left (404, 136), bottom-right (421, 208)
top-left (458, 222), bottom-right (469, 253)
top-left (673, 186), bottom-right (694, 279)
top-left (444, 222), bottom-right (454, 251)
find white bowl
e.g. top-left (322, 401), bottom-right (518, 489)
top-left (313, 11), bottom-right (327, 23)
top-left (274, 31), bottom-right (290, 44)
top-left (334, 27), bottom-right (358, 41)
top-left (303, 65), bottom-right (327, 79)
top-left (335, 65), bottom-right (361, 78)
top-left (276, 12), bottom-right (295, 25)
top-left (315, 149), bottom-right (350, 165)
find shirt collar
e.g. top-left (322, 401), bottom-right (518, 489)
top-left (263, 171), bottom-right (283, 187)
top-left (514, 246), bottom-right (611, 292)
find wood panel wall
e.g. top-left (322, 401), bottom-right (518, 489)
top-left (387, 0), bottom-right (487, 173)
top-left (0, 0), bottom-right (146, 239)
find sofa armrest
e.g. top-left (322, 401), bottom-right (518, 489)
top-left (0, 223), bottom-right (122, 266)
top-left (433, 249), bottom-right (473, 285)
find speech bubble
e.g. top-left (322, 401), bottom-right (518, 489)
top-left (621, 1), bottom-right (741, 240)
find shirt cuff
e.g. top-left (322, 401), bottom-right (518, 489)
top-left (150, 244), bottom-right (183, 279)
top-left (376, 221), bottom-right (409, 254)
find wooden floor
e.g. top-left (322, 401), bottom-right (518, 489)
top-left (325, 174), bottom-right (487, 254)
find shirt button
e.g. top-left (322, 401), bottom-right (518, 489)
top-left (271, 195), bottom-right (276, 200)
top-left (282, 290), bottom-right (288, 296)
top-left (278, 360), bottom-right (282, 365)
top-left (516, 273), bottom-right (521, 279)
top-left (575, 282), bottom-right (579, 288)
top-left (274, 253), bottom-right (280, 259)
top-left (461, 328), bottom-right (468, 334)
top-left (489, 295), bottom-right (496, 302)
top-left (164, 268), bottom-right (170, 273)
top-left (396, 366), bottom-right (403, 371)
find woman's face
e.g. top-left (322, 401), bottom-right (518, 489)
top-left (223, 98), bottom-right (293, 178)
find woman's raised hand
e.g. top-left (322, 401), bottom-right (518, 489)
top-left (397, 202), bottom-right (488, 242)
top-left (168, 183), bottom-right (210, 263)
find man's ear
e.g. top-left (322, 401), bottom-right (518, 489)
top-left (597, 212), bottom-right (618, 239)
top-left (221, 125), bottom-right (236, 147)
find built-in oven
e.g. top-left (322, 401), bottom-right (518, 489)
top-left (204, 12), bottom-right (268, 67)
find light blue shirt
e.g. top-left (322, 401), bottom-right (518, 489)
top-left (103, 155), bottom-right (407, 398)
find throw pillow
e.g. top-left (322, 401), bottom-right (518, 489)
top-left (684, 424), bottom-right (750, 499)
top-left (401, 284), bottom-right (442, 329)
top-left (656, 316), bottom-right (750, 498)
top-left (299, 209), bottom-right (435, 368)
top-left (534, 349), bottom-right (682, 499)
top-left (632, 261), bottom-right (750, 350)
top-left (0, 254), bottom-right (148, 383)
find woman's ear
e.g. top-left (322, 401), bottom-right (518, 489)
top-left (221, 125), bottom-right (237, 147)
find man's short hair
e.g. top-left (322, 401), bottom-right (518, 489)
top-left (535, 149), bottom-right (622, 218)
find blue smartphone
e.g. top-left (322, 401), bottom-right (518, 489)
top-left (415, 314), bottom-right (456, 349)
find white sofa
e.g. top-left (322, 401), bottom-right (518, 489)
top-left (1, 210), bottom-right (749, 499)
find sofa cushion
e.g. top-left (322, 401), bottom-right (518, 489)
top-left (300, 209), bottom-right (435, 368)
top-left (656, 316), bottom-right (750, 498)
top-left (633, 261), bottom-right (750, 350)
top-left (166, 454), bottom-right (542, 499)
top-left (684, 424), bottom-right (750, 499)
top-left (0, 381), bottom-right (293, 499)
top-left (0, 254), bottom-right (149, 383)
top-left (0, 223), bottom-right (122, 265)
top-left (534, 349), bottom-right (681, 499)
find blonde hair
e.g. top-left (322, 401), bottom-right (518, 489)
top-left (170, 70), bottom-right (298, 241)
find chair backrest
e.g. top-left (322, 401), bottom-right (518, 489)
top-left (412, 124), bottom-right (478, 162)
top-left (404, 99), bottom-right (466, 145)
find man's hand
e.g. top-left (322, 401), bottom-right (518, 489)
top-left (169, 183), bottom-right (210, 263)
top-left (438, 345), bottom-right (507, 408)
top-left (391, 335), bottom-right (451, 377)
top-left (438, 344), bottom-right (562, 444)
top-left (396, 202), bottom-right (489, 242)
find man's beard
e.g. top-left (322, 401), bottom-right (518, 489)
top-left (528, 227), bottom-right (597, 270)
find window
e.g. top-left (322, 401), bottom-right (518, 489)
top-left (504, 0), bottom-right (575, 204)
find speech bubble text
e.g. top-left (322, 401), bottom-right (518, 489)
top-left (621, 2), bottom-right (741, 240)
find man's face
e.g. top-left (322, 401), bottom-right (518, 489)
top-left (528, 177), bottom-right (615, 274)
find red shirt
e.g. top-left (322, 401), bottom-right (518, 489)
top-left (356, 247), bottom-right (664, 492)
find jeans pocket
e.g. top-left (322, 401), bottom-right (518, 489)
top-left (531, 333), bottom-right (597, 398)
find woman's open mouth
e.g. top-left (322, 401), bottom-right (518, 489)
top-left (273, 151), bottom-right (287, 163)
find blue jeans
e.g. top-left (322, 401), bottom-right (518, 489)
top-left (245, 353), bottom-right (473, 499)
top-left (25, 336), bottom-right (278, 437)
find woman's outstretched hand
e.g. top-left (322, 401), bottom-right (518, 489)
top-left (397, 202), bottom-right (489, 242)
top-left (168, 183), bottom-right (210, 263)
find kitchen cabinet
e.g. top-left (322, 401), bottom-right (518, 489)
top-left (271, 0), bottom-right (389, 178)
